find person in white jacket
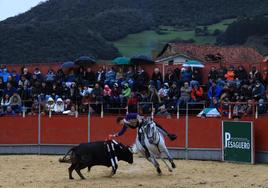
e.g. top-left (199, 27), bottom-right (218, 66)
top-left (53, 98), bottom-right (64, 113)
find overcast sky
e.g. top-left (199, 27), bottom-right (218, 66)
top-left (0, 0), bottom-right (45, 21)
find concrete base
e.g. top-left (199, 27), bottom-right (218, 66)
top-left (0, 145), bottom-right (267, 163)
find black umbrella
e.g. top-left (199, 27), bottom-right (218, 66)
top-left (130, 55), bottom-right (154, 64)
top-left (61, 61), bottom-right (76, 69)
top-left (74, 56), bottom-right (97, 66)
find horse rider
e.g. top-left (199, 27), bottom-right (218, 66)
top-left (109, 113), bottom-right (177, 157)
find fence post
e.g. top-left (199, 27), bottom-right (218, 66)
top-left (49, 109), bottom-right (52, 118)
top-left (185, 102), bottom-right (189, 160)
top-left (228, 104), bottom-right (232, 119)
top-left (22, 106), bottom-right (26, 118)
top-left (101, 103), bottom-right (103, 118)
top-left (75, 105), bottom-right (78, 118)
top-left (38, 103), bottom-right (41, 155)
top-left (176, 105), bottom-right (180, 119)
top-left (255, 104), bottom-right (258, 119)
top-left (88, 110), bottom-right (91, 143)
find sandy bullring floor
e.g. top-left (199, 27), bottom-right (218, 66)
top-left (0, 155), bottom-right (268, 188)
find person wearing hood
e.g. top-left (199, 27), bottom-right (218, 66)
top-left (110, 83), bottom-right (121, 107)
top-left (33, 67), bottom-right (43, 80)
top-left (120, 83), bottom-right (131, 106)
top-left (103, 85), bottom-right (112, 108)
top-left (103, 85), bottom-right (112, 97)
top-left (122, 83), bottom-right (131, 98)
top-left (9, 93), bottom-right (22, 113)
top-left (54, 98), bottom-right (64, 113)
top-left (46, 97), bottom-right (55, 113)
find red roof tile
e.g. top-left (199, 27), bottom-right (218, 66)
top-left (158, 43), bottom-right (264, 64)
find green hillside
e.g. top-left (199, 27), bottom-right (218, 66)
top-left (1, 0), bottom-right (268, 64)
top-left (115, 18), bottom-right (235, 57)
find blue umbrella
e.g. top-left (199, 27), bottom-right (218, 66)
top-left (74, 56), bottom-right (96, 66)
top-left (182, 60), bottom-right (204, 68)
top-left (130, 55), bottom-right (154, 64)
top-left (112, 57), bottom-right (131, 65)
top-left (61, 61), bottom-right (76, 69)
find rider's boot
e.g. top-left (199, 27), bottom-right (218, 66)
top-left (168, 134), bottom-right (177, 141)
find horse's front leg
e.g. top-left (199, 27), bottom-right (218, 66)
top-left (147, 155), bottom-right (162, 175)
top-left (159, 142), bottom-right (176, 169)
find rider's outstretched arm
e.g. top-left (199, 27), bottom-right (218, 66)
top-left (114, 125), bottom-right (128, 137)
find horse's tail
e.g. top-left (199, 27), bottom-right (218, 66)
top-left (59, 147), bottom-right (75, 163)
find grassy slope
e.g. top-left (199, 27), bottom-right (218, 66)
top-left (114, 18), bottom-right (236, 57)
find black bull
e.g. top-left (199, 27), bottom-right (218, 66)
top-left (59, 141), bottom-right (133, 179)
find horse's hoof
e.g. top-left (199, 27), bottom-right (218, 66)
top-left (171, 162), bottom-right (176, 169)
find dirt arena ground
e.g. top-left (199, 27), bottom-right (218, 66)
top-left (0, 155), bottom-right (268, 188)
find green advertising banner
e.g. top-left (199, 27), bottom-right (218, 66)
top-left (222, 121), bottom-right (254, 164)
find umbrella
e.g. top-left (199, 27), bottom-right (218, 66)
top-left (182, 60), bottom-right (204, 68)
top-left (61, 61), bottom-right (76, 69)
top-left (112, 57), bottom-right (130, 65)
top-left (130, 55), bottom-right (154, 64)
top-left (197, 108), bottom-right (221, 117)
top-left (74, 56), bottom-right (96, 66)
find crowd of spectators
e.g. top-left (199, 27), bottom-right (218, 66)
top-left (0, 64), bottom-right (267, 117)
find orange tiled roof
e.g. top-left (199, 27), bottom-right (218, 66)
top-left (159, 43), bottom-right (264, 64)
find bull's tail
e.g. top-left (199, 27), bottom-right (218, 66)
top-left (59, 147), bottom-right (75, 163)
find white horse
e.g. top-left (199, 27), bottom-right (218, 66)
top-left (132, 120), bottom-right (176, 175)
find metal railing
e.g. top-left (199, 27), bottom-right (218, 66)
top-left (177, 101), bottom-right (206, 119)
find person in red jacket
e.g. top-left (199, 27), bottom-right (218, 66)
top-left (190, 84), bottom-right (204, 102)
top-left (224, 66), bottom-right (235, 81)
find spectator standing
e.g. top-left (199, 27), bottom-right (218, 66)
top-left (85, 67), bottom-right (96, 87)
top-left (208, 66), bottom-right (218, 82)
top-left (208, 81), bottom-right (222, 106)
top-left (217, 66), bottom-right (227, 80)
top-left (135, 66), bottom-right (149, 92)
top-left (235, 65), bottom-right (248, 84)
top-left (95, 67), bottom-right (106, 86)
top-left (177, 82), bottom-right (192, 107)
top-left (249, 66), bottom-right (261, 81)
top-left (167, 82), bottom-right (180, 110)
top-left (164, 68), bottom-right (177, 86)
top-left (151, 67), bottom-right (163, 90)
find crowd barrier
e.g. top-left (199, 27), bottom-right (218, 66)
top-left (1, 102), bottom-right (268, 162)
top-left (0, 115), bottom-right (268, 149)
